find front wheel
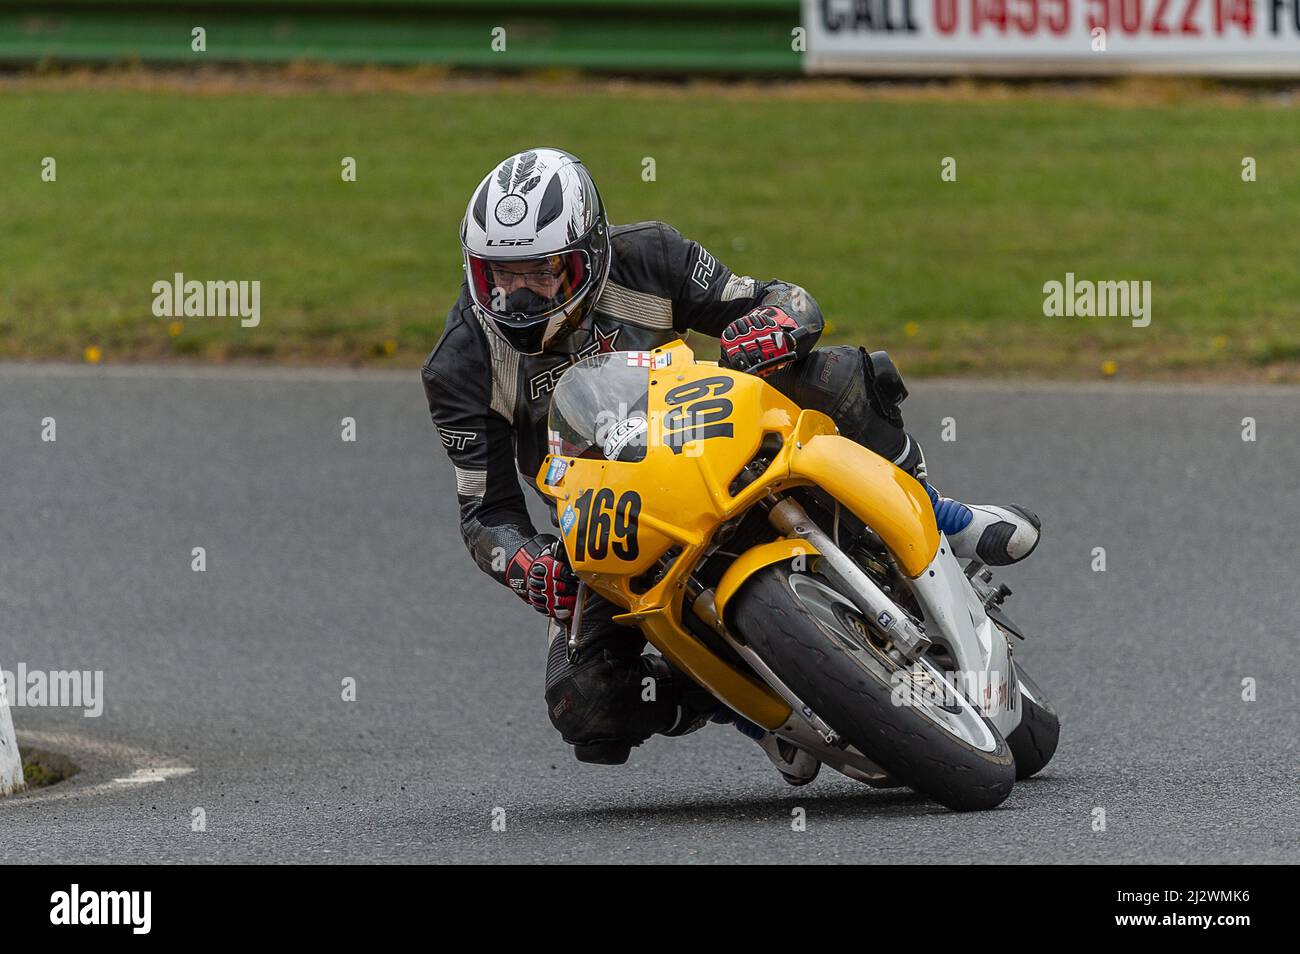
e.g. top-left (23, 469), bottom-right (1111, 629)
top-left (732, 564), bottom-right (1015, 812)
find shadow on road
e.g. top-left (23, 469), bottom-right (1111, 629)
top-left (529, 787), bottom-right (959, 826)
top-left (523, 774), bottom-right (1067, 829)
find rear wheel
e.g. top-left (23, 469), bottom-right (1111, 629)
top-left (732, 564), bottom-right (1015, 812)
top-left (1006, 666), bottom-right (1060, 779)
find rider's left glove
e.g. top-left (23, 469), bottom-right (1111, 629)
top-left (719, 306), bottom-right (800, 377)
top-left (506, 534), bottom-right (579, 622)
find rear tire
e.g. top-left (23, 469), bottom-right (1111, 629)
top-left (1006, 667), bottom-right (1060, 779)
top-left (732, 565), bottom-right (1015, 812)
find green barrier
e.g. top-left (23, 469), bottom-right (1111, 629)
top-left (0, 1), bottom-right (797, 8)
top-left (0, 2), bottom-right (803, 72)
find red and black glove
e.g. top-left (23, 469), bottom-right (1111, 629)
top-left (506, 535), bottom-right (578, 622)
top-left (719, 305), bottom-right (800, 377)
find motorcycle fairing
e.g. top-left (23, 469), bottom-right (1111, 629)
top-left (534, 338), bottom-right (1007, 734)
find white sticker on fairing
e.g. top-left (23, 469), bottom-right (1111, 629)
top-left (603, 416), bottom-right (648, 461)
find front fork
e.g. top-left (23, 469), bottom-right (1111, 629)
top-left (767, 497), bottom-right (932, 663)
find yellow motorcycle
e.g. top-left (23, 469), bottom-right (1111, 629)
top-left (537, 338), bottom-right (1058, 811)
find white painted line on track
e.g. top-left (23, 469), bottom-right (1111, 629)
top-left (2, 730), bottom-right (195, 804)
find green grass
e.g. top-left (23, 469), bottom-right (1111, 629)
top-left (19, 746), bottom-right (79, 789)
top-left (2, 74), bottom-right (1299, 379)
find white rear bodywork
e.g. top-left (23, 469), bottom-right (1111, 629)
top-left (906, 538), bottom-right (1024, 740)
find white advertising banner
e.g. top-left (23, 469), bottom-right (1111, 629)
top-left (803, 0), bottom-right (1300, 74)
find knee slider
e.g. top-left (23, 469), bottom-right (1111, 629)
top-left (572, 741), bottom-right (632, 765)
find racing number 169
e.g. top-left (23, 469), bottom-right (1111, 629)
top-left (571, 488), bottom-right (640, 561)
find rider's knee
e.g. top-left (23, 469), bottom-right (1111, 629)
top-left (788, 346), bottom-right (911, 463)
top-left (863, 349), bottom-right (909, 427)
top-left (544, 648), bottom-right (652, 761)
top-left (543, 646), bottom-right (711, 763)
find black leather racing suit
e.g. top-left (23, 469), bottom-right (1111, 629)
top-left (422, 220), bottom-right (923, 764)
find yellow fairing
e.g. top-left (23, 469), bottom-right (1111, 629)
top-left (787, 435), bottom-right (939, 578)
top-left (538, 340), bottom-right (809, 598)
top-left (534, 339), bottom-right (937, 731)
top-left (711, 438), bottom-right (937, 626)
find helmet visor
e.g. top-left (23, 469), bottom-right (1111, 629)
top-left (467, 251), bottom-right (590, 325)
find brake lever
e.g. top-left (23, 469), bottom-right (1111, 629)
top-left (736, 353), bottom-right (796, 379)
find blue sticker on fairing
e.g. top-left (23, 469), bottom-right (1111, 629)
top-left (560, 504), bottom-right (577, 536)
top-left (545, 457), bottom-right (568, 486)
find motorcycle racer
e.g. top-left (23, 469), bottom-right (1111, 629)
top-left (422, 148), bottom-right (1041, 779)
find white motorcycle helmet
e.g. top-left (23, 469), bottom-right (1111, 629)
top-left (461, 148), bottom-right (611, 355)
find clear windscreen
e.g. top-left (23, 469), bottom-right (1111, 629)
top-left (548, 353), bottom-right (651, 462)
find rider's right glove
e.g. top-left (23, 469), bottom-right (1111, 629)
top-left (506, 535), bottom-right (579, 622)
top-left (719, 305), bottom-right (800, 377)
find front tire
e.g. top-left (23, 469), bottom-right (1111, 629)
top-left (732, 564), bottom-right (1015, 812)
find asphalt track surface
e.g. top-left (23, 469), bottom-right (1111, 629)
top-left (1, 363), bottom-right (1296, 864)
